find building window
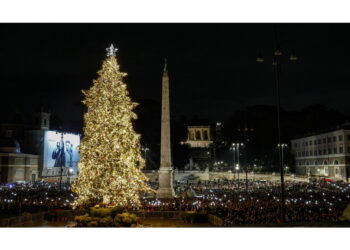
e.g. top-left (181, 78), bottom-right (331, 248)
top-left (314, 150), bottom-right (317, 156)
top-left (298, 162), bottom-right (302, 166)
top-left (327, 137), bottom-right (331, 143)
top-left (302, 151), bottom-right (305, 157)
top-left (306, 141), bottom-right (308, 146)
top-left (323, 149), bottom-right (327, 155)
top-left (203, 130), bottom-right (209, 140)
top-left (339, 146), bottom-right (343, 153)
top-left (334, 160), bottom-right (339, 165)
top-left (318, 150), bottom-right (322, 155)
top-left (310, 141), bottom-right (312, 146)
top-left (310, 151), bottom-right (313, 156)
top-left (195, 131), bottom-right (201, 140)
top-left (334, 147), bottom-right (337, 154)
top-left (294, 143), bottom-right (297, 148)
top-left (314, 161), bottom-right (318, 166)
top-left (328, 148), bottom-right (332, 154)
top-left (323, 160), bottom-right (328, 165)
top-left (339, 135), bottom-right (343, 141)
top-left (333, 136), bottom-right (336, 142)
top-left (335, 168), bottom-right (339, 174)
top-left (318, 139), bottom-right (321, 145)
top-left (323, 138), bottom-right (326, 144)
top-left (306, 161), bottom-right (309, 166)
top-left (189, 131), bottom-right (194, 140)
top-left (306, 151), bottom-right (309, 156)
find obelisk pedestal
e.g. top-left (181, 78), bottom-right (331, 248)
top-left (157, 58), bottom-right (175, 198)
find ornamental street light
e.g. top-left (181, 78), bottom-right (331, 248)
top-left (257, 46), bottom-right (297, 223)
top-left (233, 142), bottom-right (244, 190)
top-left (230, 144), bottom-right (236, 179)
top-left (55, 128), bottom-right (66, 193)
top-left (277, 143), bottom-right (288, 171)
top-left (235, 164), bottom-right (240, 190)
top-left (141, 145), bottom-right (150, 168)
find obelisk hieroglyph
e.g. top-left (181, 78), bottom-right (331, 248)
top-left (156, 58), bottom-right (175, 198)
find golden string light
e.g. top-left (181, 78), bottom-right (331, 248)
top-left (72, 47), bottom-right (154, 208)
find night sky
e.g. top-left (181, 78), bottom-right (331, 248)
top-left (1, 23), bottom-right (350, 130)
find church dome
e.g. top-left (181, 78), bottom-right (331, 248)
top-left (0, 137), bottom-right (21, 153)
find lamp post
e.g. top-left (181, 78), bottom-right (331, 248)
top-left (257, 46), bottom-right (297, 222)
top-left (277, 143), bottom-right (288, 171)
top-left (233, 143), bottom-right (244, 190)
top-left (235, 164), bottom-right (240, 190)
top-left (230, 143), bottom-right (236, 179)
top-left (141, 145), bottom-right (149, 169)
top-left (55, 129), bottom-right (66, 193)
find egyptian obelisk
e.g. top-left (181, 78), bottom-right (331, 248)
top-left (156, 58), bottom-right (175, 198)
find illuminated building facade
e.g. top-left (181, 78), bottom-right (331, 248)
top-left (291, 124), bottom-right (350, 180)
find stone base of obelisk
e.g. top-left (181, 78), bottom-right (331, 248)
top-left (156, 168), bottom-right (175, 198)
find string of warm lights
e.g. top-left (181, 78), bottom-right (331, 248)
top-left (72, 46), bottom-right (154, 208)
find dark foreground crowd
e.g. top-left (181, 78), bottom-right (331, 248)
top-left (142, 179), bottom-right (350, 225)
top-left (0, 179), bottom-right (349, 225)
top-left (0, 181), bottom-right (76, 219)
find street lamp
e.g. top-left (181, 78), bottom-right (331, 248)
top-left (55, 129), bottom-right (66, 193)
top-left (233, 142), bottom-right (244, 189)
top-left (235, 164), bottom-right (240, 190)
top-left (257, 46), bottom-right (297, 223)
top-left (230, 144), bottom-right (236, 179)
top-left (141, 145), bottom-right (149, 168)
top-left (277, 143), bottom-right (288, 171)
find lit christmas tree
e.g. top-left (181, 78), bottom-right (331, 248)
top-left (72, 44), bottom-right (153, 208)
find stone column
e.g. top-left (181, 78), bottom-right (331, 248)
top-left (157, 58), bottom-right (175, 198)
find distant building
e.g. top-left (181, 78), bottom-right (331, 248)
top-left (291, 124), bottom-right (350, 180)
top-left (0, 107), bottom-right (80, 183)
top-left (0, 137), bottom-right (39, 183)
top-left (183, 125), bottom-right (213, 170)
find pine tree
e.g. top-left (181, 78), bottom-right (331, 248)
top-left (72, 45), bottom-right (153, 208)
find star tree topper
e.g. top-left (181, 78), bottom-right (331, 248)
top-left (106, 44), bottom-right (118, 57)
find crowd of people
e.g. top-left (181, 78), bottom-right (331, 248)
top-left (0, 181), bottom-right (75, 218)
top-left (142, 179), bottom-right (350, 225)
top-left (1, 178), bottom-right (349, 225)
